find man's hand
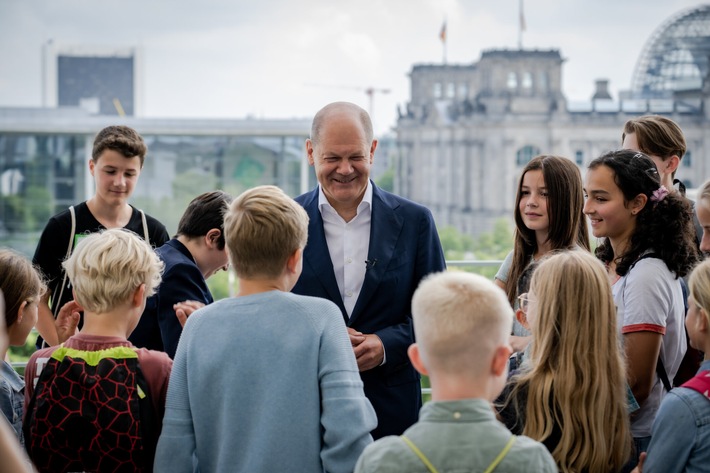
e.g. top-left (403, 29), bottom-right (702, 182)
top-left (173, 301), bottom-right (205, 328)
top-left (55, 300), bottom-right (81, 344)
top-left (348, 328), bottom-right (384, 371)
top-left (347, 327), bottom-right (366, 347)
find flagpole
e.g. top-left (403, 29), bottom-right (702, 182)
top-left (440, 20), bottom-right (447, 65)
top-left (518, 0), bottom-right (525, 50)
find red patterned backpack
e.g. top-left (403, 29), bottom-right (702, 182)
top-left (24, 345), bottom-right (158, 473)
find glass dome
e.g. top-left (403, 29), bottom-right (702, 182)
top-left (631, 5), bottom-right (710, 98)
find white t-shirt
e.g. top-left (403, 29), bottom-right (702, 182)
top-left (495, 250), bottom-right (530, 338)
top-left (612, 256), bottom-right (687, 438)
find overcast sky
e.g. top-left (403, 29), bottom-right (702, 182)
top-left (0, 0), bottom-right (705, 134)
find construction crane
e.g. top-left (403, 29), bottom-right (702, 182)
top-left (304, 83), bottom-right (391, 118)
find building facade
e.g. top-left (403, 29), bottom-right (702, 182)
top-left (0, 107), bottom-right (313, 255)
top-left (396, 5), bottom-right (710, 236)
top-left (43, 44), bottom-right (143, 116)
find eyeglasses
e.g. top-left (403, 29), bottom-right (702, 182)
top-left (517, 293), bottom-right (534, 312)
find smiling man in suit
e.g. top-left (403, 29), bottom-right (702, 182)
top-left (292, 102), bottom-right (446, 439)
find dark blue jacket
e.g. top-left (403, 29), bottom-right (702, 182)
top-left (130, 239), bottom-right (213, 358)
top-left (292, 183), bottom-right (446, 438)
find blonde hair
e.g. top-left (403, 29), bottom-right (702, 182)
top-left (512, 250), bottom-right (631, 472)
top-left (224, 185), bottom-right (308, 279)
top-left (699, 179), bottom-right (710, 205)
top-left (62, 229), bottom-right (163, 313)
top-left (412, 271), bottom-right (512, 375)
top-left (689, 259), bottom-right (710, 326)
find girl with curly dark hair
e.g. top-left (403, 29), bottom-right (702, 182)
top-left (583, 149), bottom-right (699, 468)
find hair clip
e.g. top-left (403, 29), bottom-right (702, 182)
top-left (651, 185), bottom-right (669, 203)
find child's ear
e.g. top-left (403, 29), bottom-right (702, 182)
top-left (515, 309), bottom-right (529, 330)
top-left (630, 193), bottom-right (648, 215)
top-left (697, 308), bottom-right (709, 333)
top-left (286, 248), bottom-right (303, 274)
top-left (408, 344), bottom-right (429, 376)
top-left (132, 284), bottom-right (146, 308)
top-left (205, 229), bottom-right (221, 249)
top-left (491, 344), bottom-right (512, 377)
top-left (15, 300), bottom-right (28, 325)
top-left (666, 155), bottom-right (680, 174)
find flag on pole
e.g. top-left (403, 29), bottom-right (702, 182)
top-left (439, 21), bottom-right (447, 43)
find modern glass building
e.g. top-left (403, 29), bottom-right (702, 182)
top-left (0, 107), bottom-right (313, 256)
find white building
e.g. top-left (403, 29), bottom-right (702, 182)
top-left (396, 5), bottom-right (710, 236)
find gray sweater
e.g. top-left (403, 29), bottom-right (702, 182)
top-left (154, 290), bottom-right (377, 473)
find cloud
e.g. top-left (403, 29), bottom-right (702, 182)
top-left (0, 0), bottom-right (705, 133)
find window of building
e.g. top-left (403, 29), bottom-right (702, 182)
top-left (683, 150), bottom-right (692, 167)
top-left (446, 82), bottom-right (456, 98)
top-left (433, 82), bottom-right (442, 98)
top-left (507, 72), bottom-right (517, 89)
top-left (575, 150), bottom-right (584, 165)
top-left (516, 145), bottom-right (540, 166)
top-left (522, 72), bottom-right (533, 89)
top-left (539, 72), bottom-right (548, 92)
top-left (458, 83), bottom-right (468, 99)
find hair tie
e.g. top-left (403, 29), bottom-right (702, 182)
top-left (651, 185), bottom-right (669, 203)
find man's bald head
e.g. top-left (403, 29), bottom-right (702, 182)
top-left (310, 102), bottom-right (374, 146)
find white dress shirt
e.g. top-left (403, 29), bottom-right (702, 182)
top-left (318, 182), bottom-right (372, 318)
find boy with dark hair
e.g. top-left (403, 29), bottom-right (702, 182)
top-left (33, 125), bottom-right (169, 347)
top-left (129, 190), bottom-right (233, 358)
top-left (24, 229), bottom-right (171, 473)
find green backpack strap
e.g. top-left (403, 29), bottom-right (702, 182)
top-left (400, 435), bottom-right (439, 473)
top-left (483, 436), bottom-right (516, 473)
top-left (400, 434), bottom-right (516, 473)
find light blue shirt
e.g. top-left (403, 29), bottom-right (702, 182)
top-left (643, 359), bottom-right (710, 473)
top-left (154, 290), bottom-right (376, 473)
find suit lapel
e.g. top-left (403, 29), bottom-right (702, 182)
top-left (349, 185), bottom-right (403, 325)
top-left (301, 190), bottom-right (347, 316)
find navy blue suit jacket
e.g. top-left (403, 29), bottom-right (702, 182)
top-left (292, 183), bottom-right (446, 438)
top-left (129, 239), bottom-right (213, 358)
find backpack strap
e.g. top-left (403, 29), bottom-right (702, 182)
top-left (139, 209), bottom-right (149, 243)
top-left (400, 434), bottom-right (516, 473)
top-left (400, 435), bottom-right (439, 473)
top-left (51, 205), bottom-right (76, 319)
top-left (657, 357), bottom-right (673, 392)
top-left (482, 436), bottom-right (516, 473)
top-left (681, 370), bottom-right (710, 399)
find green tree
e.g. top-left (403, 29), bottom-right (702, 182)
top-left (438, 219), bottom-right (513, 278)
top-left (375, 167), bottom-right (394, 192)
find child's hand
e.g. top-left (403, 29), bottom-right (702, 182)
top-left (55, 300), bottom-right (81, 344)
top-left (631, 452), bottom-right (646, 473)
top-left (173, 301), bottom-right (205, 327)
